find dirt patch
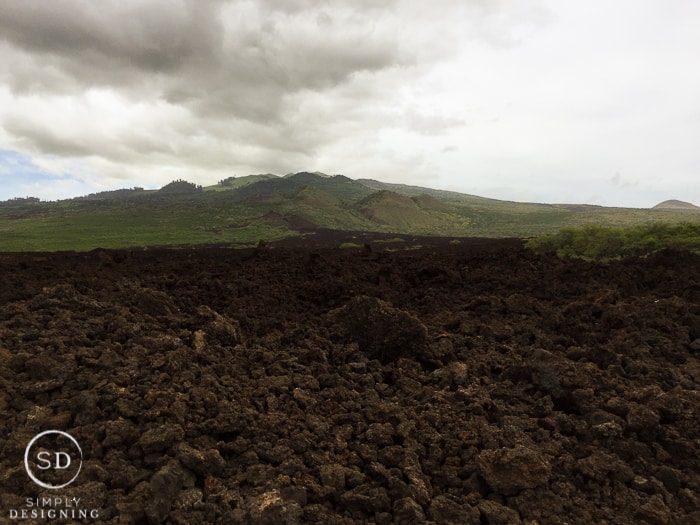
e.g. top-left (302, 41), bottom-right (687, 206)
top-left (0, 239), bottom-right (699, 523)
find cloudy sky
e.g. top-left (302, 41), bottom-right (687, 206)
top-left (0, 0), bottom-right (698, 207)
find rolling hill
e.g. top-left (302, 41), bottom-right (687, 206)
top-left (652, 199), bottom-right (700, 210)
top-left (0, 172), bottom-right (699, 251)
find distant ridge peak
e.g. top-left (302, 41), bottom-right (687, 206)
top-left (652, 199), bottom-right (700, 210)
top-left (284, 171), bottom-right (330, 178)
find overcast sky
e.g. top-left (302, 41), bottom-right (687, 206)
top-left (0, 0), bottom-right (698, 207)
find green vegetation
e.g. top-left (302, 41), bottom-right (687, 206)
top-left (206, 174), bottom-right (277, 192)
top-left (0, 196), bottom-right (41, 206)
top-left (374, 237), bottom-right (406, 244)
top-left (159, 179), bottom-right (203, 194)
top-left (1, 172), bottom-right (700, 252)
top-left (0, 194), bottom-right (294, 251)
top-left (526, 223), bottom-right (700, 260)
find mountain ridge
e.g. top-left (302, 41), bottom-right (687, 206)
top-left (1, 172), bottom-right (699, 251)
top-left (3, 171), bottom-right (697, 211)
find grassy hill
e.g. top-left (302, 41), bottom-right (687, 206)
top-left (1, 172), bottom-right (699, 251)
top-left (652, 199), bottom-right (700, 210)
top-left (205, 174), bottom-right (277, 192)
top-left (229, 172), bottom-right (375, 203)
top-left (354, 191), bottom-right (464, 233)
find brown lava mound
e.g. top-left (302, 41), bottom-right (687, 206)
top-left (1, 237), bottom-right (699, 524)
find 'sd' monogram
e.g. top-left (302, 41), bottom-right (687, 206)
top-left (36, 450), bottom-right (72, 470)
top-left (24, 430), bottom-right (83, 490)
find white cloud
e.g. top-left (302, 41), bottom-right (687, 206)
top-left (0, 0), bottom-right (697, 206)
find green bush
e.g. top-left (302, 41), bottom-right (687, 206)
top-left (159, 180), bottom-right (203, 194)
top-left (526, 222), bottom-right (700, 260)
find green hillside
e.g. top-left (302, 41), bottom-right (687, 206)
top-left (355, 191), bottom-right (460, 233)
top-left (356, 178), bottom-right (495, 204)
top-left (226, 172), bottom-right (375, 204)
top-left (205, 174), bottom-right (277, 192)
top-left (1, 172), bottom-right (699, 251)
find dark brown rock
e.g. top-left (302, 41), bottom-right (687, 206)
top-left (176, 443), bottom-right (225, 476)
top-left (133, 287), bottom-right (178, 317)
top-left (145, 460), bottom-right (184, 524)
top-left (138, 424), bottom-right (185, 454)
top-left (577, 451), bottom-right (635, 484)
top-left (247, 489), bottom-right (303, 525)
top-left (427, 494), bottom-right (480, 524)
top-left (195, 305), bottom-right (243, 346)
top-left (635, 494), bottom-right (671, 525)
top-left (319, 463), bottom-right (347, 491)
top-left (0, 239), bottom-right (698, 524)
top-left (393, 497), bottom-right (427, 524)
top-left (477, 445), bottom-right (552, 495)
top-left (340, 484), bottom-right (392, 514)
top-left (478, 499), bottom-right (521, 525)
top-left (328, 295), bottom-right (429, 363)
top-left (627, 403), bottom-right (661, 434)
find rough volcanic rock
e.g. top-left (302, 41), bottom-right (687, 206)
top-left (145, 460), bottom-right (185, 523)
top-left (246, 489), bottom-right (303, 525)
top-left (478, 499), bottom-right (522, 525)
top-left (477, 445), bottom-right (552, 495)
top-left (427, 494), bottom-right (480, 524)
top-left (0, 239), bottom-right (698, 523)
top-left (194, 305), bottom-right (243, 347)
top-left (327, 295), bottom-right (429, 363)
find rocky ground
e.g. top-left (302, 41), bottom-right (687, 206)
top-left (0, 237), bottom-right (699, 524)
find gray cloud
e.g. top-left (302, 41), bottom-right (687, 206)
top-left (0, 0), bottom-right (424, 174)
top-left (0, 0), bottom-right (562, 196)
top-left (0, 1), bottom-right (222, 73)
top-left (0, 1), bottom-right (404, 100)
top-left (0, 0), bottom-right (413, 127)
top-left (0, 0), bottom-right (224, 103)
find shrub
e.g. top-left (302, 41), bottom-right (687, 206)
top-left (526, 222), bottom-right (700, 260)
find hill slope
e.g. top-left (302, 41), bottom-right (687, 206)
top-left (653, 199), bottom-right (700, 210)
top-left (229, 172), bottom-right (375, 203)
top-left (1, 172), bottom-right (700, 251)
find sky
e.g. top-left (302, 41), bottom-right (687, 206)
top-left (0, 0), bottom-right (698, 207)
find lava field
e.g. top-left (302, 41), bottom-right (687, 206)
top-left (1, 237), bottom-right (699, 524)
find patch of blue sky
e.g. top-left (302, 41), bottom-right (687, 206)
top-left (0, 149), bottom-right (88, 201)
